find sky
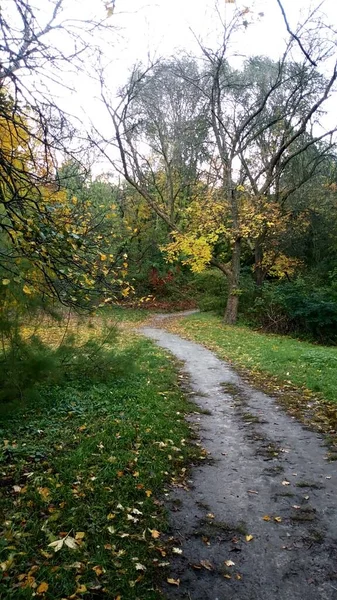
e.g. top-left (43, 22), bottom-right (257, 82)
top-left (11, 0), bottom-right (336, 173)
top-left (69, 0), bottom-right (335, 173)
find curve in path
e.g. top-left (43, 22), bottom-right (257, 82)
top-left (141, 320), bottom-right (337, 600)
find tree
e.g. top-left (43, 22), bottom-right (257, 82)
top-left (97, 5), bottom-right (337, 324)
top-left (97, 57), bottom-right (209, 230)
top-left (0, 0), bottom-right (128, 310)
top-left (188, 10), bottom-right (337, 323)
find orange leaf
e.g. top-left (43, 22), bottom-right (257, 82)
top-left (37, 582), bottom-right (49, 594)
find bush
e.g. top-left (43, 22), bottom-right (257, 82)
top-left (192, 269), bottom-right (228, 313)
top-left (246, 279), bottom-right (337, 343)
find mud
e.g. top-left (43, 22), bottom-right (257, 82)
top-left (141, 317), bottom-right (337, 600)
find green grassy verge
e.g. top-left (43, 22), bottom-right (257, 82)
top-left (167, 312), bottom-right (337, 403)
top-left (0, 329), bottom-right (199, 599)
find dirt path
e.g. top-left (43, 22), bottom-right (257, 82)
top-left (141, 315), bottom-right (337, 600)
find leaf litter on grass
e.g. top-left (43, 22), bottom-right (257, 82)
top-left (0, 328), bottom-right (203, 600)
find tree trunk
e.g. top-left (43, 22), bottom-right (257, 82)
top-left (224, 238), bottom-right (241, 325)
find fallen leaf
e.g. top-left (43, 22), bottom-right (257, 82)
top-left (292, 505), bottom-right (301, 510)
top-left (224, 560), bottom-right (235, 567)
top-left (135, 563), bottom-right (146, 571)
top-left (236, 573), bottom-right (242, 580)
top-left (13, 485), bottom-right (22, 493)
top-left (149, 529), bottom-right (160, 539)
top-left (282, 481), bottom-right (290, 486)
top-left (200, 559), bottom-right (213, 571)
top-left (172, 547), bottom-right (183, 554)
top-left (274, 516), bottom-right (282, 523)
top-left (76, 584), bottom-right (87, 594)
top-left (75, 532), bottom-right (85, 540)
top-left (167, 578), bottom-right (180, 586)
top-left (145, 490), bottom-right (152, 497)
top-left (206, 512), bottom-right (215, 519)
top-left (263, 515), bottom-right (271, 521)
top-left (224, 574), bottom-right (232, 579)
top-left (38, 487), bottom-right (51, 501)
top-left (245, 534), bottom-right (254, 542)
top-left (37, 582), bottom-right (49, 595)
top-left (48, 539), bottom-right (64, 552)
top-left (92, 565), bottom-right (104, 576)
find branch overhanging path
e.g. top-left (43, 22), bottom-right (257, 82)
top-left (141, 314), bottom-right (337, 599)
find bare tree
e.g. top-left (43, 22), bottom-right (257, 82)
top-left (193, 8), bottom-right (337, 323)
top-left (95, 57), bottom-right (209, 231)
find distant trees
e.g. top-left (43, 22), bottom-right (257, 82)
top-left (99, 4), bottom-right (337, 323)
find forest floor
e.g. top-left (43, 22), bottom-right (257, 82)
top-left (141, 312), bottom-right (337, 600)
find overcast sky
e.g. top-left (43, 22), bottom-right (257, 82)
top-left (56, 0), bottom-right (337, 172)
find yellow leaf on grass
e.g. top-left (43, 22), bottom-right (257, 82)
top-left (37, 582), bottom-right (49, 594)
top-left (23, 284), bottom-right (32, 295)
top-left (167, 578), bottom-right (180, 586)
top-left (2, 279), bottom-right (10, 285)
top-left (76, 584), bottom-right (87, 593)
top-left (150, 529), bottom-right (160, 539)
top-left (92, 565), bottom-right (104, 576)
top-left (75, 532), bottom-right (85, 540)
top-left (145, 490), bottom-right (152, 497)
top-left (38, 487), bottom-right (51, 501)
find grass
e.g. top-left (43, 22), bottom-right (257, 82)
top-left (0, 310), bottom-right (201, 600)
top-left (164, 312), bottom-right (337, 444)
top-left (167, 312), bottom-right (337, 403)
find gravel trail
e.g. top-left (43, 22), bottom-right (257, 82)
top-left (141, 317), bottom-right (337, 600)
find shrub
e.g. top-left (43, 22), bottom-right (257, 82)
top-left (247, 279), bottom-right (337, 343)
top-left (192, 269), bottom-right (228, 313)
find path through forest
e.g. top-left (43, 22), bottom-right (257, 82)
top-left (141, 314), bottom-right (337, 600)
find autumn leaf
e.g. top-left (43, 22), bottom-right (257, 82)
top-left (23, 284), bottom-right (32, 295)
top-left (167, 578), bottom-right (180, 586)
top-left (263, 515), bottom-right (271, 521)
top-left (245, 534), bottom-right (254, 542)
top-left (38, 487), bottom-right (51, 501)
top-left (48, 539), bottom-right (64, 552)
top-left (282, 480), bottom-right (290, 486)
top-left (274, 516), bottom-right (282, 523)
top-left (92, 565), bottom-right (104, 576)
top-left (36, 582), bottom-right (49, 595)
top-left (2, 279), bottom-right (10, 285)
top-left (224, 560), bottom-right (235, 567)
top-left (149, 529), bottom-right (160, 539)
top-left (75, 532), bottom-right (85, 540)
top-left (200, 559), bottom-right (213, 571)
top-left (145, 490), bottom-right (152, 497)
top-left (76, 584), bottom-right (87, 594)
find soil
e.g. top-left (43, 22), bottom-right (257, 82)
top-left (141, 313), bottom-right (337, 600)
